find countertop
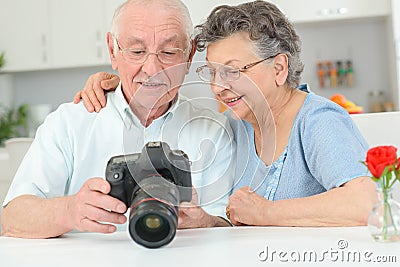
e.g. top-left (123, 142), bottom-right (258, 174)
top-left (0, 226), bottom-right (399, 267)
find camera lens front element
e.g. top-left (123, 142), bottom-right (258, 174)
top-left (129, 199), bottom-right (177, 248)
top-left (143, 214), bottom-right (162, 229)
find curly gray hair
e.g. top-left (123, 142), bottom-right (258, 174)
top-left (194, 0), bottom-right (304, 89)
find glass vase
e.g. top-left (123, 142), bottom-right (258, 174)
top-left (368, 188), bottom-right (400, 242)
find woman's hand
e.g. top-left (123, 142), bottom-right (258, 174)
top-left (228, 177), bottom-right (376, 227)
top-left (227, 186), bottom-right (270, 226)
top-left (73, 72), bottom-right (120, 112)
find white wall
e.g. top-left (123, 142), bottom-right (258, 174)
top-left (13, 65), bottom-right (115, 110)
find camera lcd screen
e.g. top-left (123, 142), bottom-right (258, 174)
top-left (112, 154), bottom-right (140, 164)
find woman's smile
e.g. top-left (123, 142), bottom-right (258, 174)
top-left (223, 95), bottom-right (243, 107)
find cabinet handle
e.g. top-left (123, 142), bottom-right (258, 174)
top-left (318, 7), bottom-right (348, 16)
top-left (97, 47), bottom-right (102, 59)
top-left (42, 34), bottom-right (47, 63)
top-left (96, 30), bottom-right (102, 41)
top-left (337, 8), bottom-right (349, 15)
top-left (42, 51), bottom-right (47, 63)
top-left (42, 34), bottom-right (47, 46)
top-left (96, 30), bottom-right (103, 59)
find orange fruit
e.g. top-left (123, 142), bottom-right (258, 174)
top-left (330, 94), bottom-right (347, 108)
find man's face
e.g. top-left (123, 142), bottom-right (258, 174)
top-left (108, 3), bottom-right (192, 111)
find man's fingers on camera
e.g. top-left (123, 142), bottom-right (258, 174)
top-left (89, 191), bottom-right (127, 214)
top-left (84, 204), bottom-right (126, 225)
top-left (85, 178), bottom-right (110, 194)
top-left (79, 217), bottom-right (117, 234)
top-left (84, 179), bottom-right (126, 213)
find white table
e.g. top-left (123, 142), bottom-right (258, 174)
top-left (0, 226), bottom-right (399, 267)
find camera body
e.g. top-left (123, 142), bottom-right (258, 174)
top-left (105, 141), bottom-right (192, 248)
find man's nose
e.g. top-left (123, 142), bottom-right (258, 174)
top-left (141, 53), bottom-right (163, 77)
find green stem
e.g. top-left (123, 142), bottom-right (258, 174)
top-left (388, 179), bottom-right (397, 189)
top-left (383, 189), bottom-right (388, 240)
top-left (388, 198), bottom-right (398, 233)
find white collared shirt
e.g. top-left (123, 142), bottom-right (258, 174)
top-left (4, 85), bottom-right (235, 219)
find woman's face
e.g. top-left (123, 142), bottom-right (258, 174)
top-left (205, 32), bottom-right (276, 122)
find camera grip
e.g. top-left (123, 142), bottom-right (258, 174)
top-left (106, 170), bottom-right (128, 206)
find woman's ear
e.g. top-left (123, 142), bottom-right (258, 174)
top-left (106, 32), bottom-right (118, 70)
top-left (274, 54), bottom-right (289, 86)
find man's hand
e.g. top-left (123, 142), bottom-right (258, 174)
top-left (178, 188), bottom-right (230, 228)
top-left (1, 178), bottom-right (128, 238)
top-left (65, 178), bottom-right (127, 233)
top-left (73, 72), bottom-right (120, 113)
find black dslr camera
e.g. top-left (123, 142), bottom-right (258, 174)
top-left (105, 141), bottom-right (192, 248)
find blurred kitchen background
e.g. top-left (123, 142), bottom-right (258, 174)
top-left (0, 0), bottom-right (400, 138)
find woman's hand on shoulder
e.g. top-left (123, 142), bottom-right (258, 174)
top-left (73, 72), bottom-right (120, 113)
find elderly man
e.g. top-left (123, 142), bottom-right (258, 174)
top-left (1, 0), bottom-right (234, 238)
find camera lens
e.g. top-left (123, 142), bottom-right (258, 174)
top-left (128, 177), bottom-right (180, 248)
top-left (129, 200), bottom-right (177, 248)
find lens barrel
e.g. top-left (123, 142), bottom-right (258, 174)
top-left (128, 176), bottom-right (180, 248)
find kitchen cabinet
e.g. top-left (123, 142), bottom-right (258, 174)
top-left (0, 0), bottom-right (50, 71)
top-left (182, 0), bottom-right (390, 26)
top-left (0, 0), bottom-right (114, 72)
top-left (272, 0), bottom-right (390, 23)
top-left (391, 0), bottom-right (400, 110)
top-left (102, 0), bottom-right (127, 63)
top-left (182, 0), bottom-right (256, 26)
top-left (48, 0), bottom-right (106, 68)
top-left (0, 0), bottom-right (392, 72)
top-left (104, 0), bottom-right (126, 28)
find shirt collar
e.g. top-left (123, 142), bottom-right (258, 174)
top-left (110, 83), bottom-right (181, 129)
top-left (297, 83), bottom-right (312, 93)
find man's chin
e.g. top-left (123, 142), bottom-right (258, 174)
top-left (131, 97), bottom-right (172, 110)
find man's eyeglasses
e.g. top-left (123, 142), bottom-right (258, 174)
top-left (114, 38), bottom-right (186, 65)
top-left (196, 54), bottom-right (279, 82)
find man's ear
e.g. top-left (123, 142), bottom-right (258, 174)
top-left (274, 53), bottom-right (289, 86)
top-left (107, 32), bottom-right (118, 70)
top-left (185, 40), bottom-right (196, 74)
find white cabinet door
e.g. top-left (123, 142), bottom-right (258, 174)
top-left (181, 0), bottom-right (253, 26)
top-left (102, 0), bottom-right (126, 64)
top-left (393, 0), bottom-right (400, 40)
top-left (0, 0), bottom-right (50, 71)
top-left (104, 0), bottom-right (126, 28)
top-left (273, 0), bottom-right (390, 23)
top-left (48, 0), bottom-right (106, 68)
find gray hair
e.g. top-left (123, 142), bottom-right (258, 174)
top-left (194, 0), bottom-right (304, 89)
top-left (111, 0), bottom-right (193, 55)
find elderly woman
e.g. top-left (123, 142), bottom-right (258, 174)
top-left (74, 0), bottom-right (376, 227)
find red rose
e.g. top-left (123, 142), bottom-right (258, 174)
top-left (365, 146), bottom-right (398, 178)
